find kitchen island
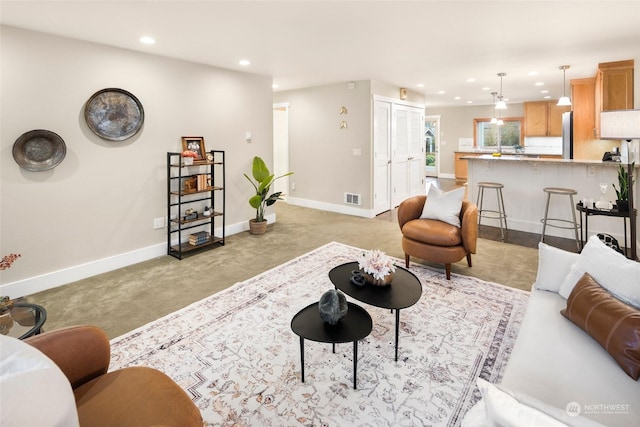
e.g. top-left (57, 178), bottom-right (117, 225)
top-left (463, 155), bottom-right (638, 257)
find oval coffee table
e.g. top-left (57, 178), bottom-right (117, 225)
top-left (291, 301), bottom-right (372, 389)
top-left (329, 262), bottom-right (422, 361)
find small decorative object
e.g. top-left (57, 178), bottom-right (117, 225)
top-left (183, 208), bottom-right (198, 221)
top-left (181, 137), bottom-right (206, 161)
top-left (181, 150), bottom-right (198, 165)
top-left (350, 270), bottom-right (366, 287)
top-left (84, 88), bottom-right (144, 141)
top-left (206, 152), bottom-right (214, 162)
top-left (0, 253), bottom-right (21, 270)
top-left (318, 289), bottom-right (348, 325)
top-left (12, 130), bottom-right (66, 171)
top-left (203, 206), bottom-right (212, 217)
top-left (358, 249), bottom-right (396, 286)
top-left (595, 182), bottom-right (612, 210)
top-left (613, 162), bottom-right (634, 212)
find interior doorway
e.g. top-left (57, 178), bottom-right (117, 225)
top-left (273, 103), bottom-right (289, 199)
top-left (424, 115), bottom-right (440, 177)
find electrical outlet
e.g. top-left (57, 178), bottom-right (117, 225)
top-left (587, 165), bottom-right (596, 177)
top-left (291, 182), bottom-right (296, 191)
top-left (153, 217), bottom-right (165, 229)
top-left (532, 163), bottom-right (540, 174)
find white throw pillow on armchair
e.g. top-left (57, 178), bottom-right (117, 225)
top-left (420, 185), bottom-right (465, 227)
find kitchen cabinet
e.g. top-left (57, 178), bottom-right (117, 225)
top-left (594, 60), bottom-right (634, 139)
top-left (571, 77), bottom-right (598, 160)
top-left (524, 101), bottom-right (570, 136)
top-left (454, 152), bottom-right (481, 182)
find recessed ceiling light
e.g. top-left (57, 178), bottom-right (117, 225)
top-left (543, 95), bottom-right (551, 99)
top-left (139, 36), bottom-right (156, 45)
top-left (535, 82), bottom-right (544, 86)
top-left (529, 71), bottom-right (538, 76)
top-left (238, 59), bottom-right (251, 66)
top-left (437, 90), bottom-right (445, 95)
top-left (482, 87), bottom-right (490, 91)
top-left (454, 96), bottom-right (461, 100)
top-left (416, 83), bottom-right (425, 88)
top-left (466, 78), bottom-right (476, 83)
top-left (541, 90), bottom-right (549, 94)
top-left (272, 84), bottom-right (279, 89)
top-left (467, 100), bottom-right (473, 104)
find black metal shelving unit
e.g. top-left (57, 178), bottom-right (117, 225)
top-left (167, 150), bottom-right (225, 259)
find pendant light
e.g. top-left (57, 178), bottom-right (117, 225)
top-left (490, 92), bottom-right (498, 124)
top-left (557, 65), bottom-right (572, 106)
top-left (495, 73), bottom-right (507, 110)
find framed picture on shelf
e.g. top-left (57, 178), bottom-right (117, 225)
top-left (181, 136), bottom-right (206, 160)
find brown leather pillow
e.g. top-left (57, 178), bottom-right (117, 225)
top-left (561, 273), bottom-right (640, 380)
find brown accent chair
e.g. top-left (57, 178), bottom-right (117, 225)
top-left (398, 195), bottom-right (478, 279)
top-left (26, 325), bottom-right (203, 427)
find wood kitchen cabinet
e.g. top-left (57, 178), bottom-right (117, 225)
top-left (454, 152), bottom-right (482, 183)
top-left (594, 60), bottom-right (634, 138)
top-left (524, 101), bottom-right (570, 136)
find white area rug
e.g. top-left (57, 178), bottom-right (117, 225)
top-left (110, 242), bottom-right (529, 426)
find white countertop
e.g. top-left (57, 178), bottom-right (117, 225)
top-left (461, 154), bottom-right (638, 167)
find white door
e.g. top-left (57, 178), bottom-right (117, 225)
top-left (392, 104), bottom-right (425, 207)
top-left (373, 100), bottom-right (392, 214)
top-left (391, 106), bottom-right (410, 207)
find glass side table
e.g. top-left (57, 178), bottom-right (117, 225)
top-left (0, 302), bottom-right (47, 339)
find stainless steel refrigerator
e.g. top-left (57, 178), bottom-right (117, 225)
top-left (562, 111), bottom-right (573, 159)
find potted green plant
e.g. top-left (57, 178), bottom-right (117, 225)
top-left (244, 156), bottom-right (293, 234)
top-left (612, 162), bottom-right (634, 212)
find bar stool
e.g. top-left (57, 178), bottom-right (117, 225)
top-left (540, 187), bottom-right (581, 251)
top-left (476, 182), bottom-right (508, 241)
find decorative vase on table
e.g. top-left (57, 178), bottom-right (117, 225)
top-left (358, 249), bottom-right (396, 287)
top-left (362, 271), bottom-right (394, 286)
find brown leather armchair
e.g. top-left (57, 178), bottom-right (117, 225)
top-left (26, 325), bottom-right (203, 427)
top-left (398, 195), bottom-right (478, 279)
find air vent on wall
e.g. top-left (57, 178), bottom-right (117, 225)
top-left (344, 193), bottom-right (361, 206)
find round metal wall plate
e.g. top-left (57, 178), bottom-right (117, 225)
top-left (12, 129), bottom-right (67, 172)
top-left (84, 88), bottom-right (144, 141)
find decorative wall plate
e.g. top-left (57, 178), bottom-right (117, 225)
top-left (12, 129), bottom-right (66, 172)
top-left (84, 88), bottom-right (144, 141)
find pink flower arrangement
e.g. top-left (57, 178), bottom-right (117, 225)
top-left (358, 249), bottom-right (396, 280)
top-left (1, 253), bottom-right (21, 270)
top-left (181, 150), bottom-right (199, 158)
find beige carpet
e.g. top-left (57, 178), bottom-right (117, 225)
top-left (27, 203), bottom-right (538, 338)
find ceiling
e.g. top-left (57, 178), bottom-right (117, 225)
top-left (1, 1), bottom-right (639, 107)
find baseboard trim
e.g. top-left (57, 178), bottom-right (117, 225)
top-left (287, 197), bottom-right (375, 218)
top-left (0, 215), bottom-right (274, 299)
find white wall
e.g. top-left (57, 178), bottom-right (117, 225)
top-left (0, 26), bottom-right (274, 296)
top-left (274, 81), bottom-right (425, 216)
top-left (274, 81), bottom-right (373, 213)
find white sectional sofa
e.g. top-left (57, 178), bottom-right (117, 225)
top-left (463, 235), bottom-right (640, 427)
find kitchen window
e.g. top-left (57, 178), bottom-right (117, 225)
top-left (474, 118), bottom-right (524, 149)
